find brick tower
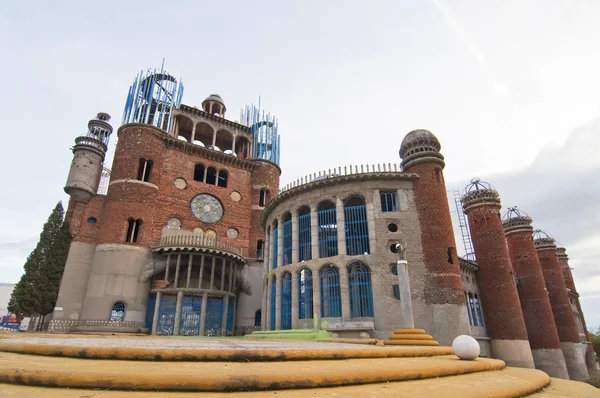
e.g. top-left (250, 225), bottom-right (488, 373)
top-left (461, 179), bottom-right (534, 368)
top-left (399, 129), bottom-right (470, 345)
top-left (533, 231), bottom-right (589, 381)
top-left (502, 208), bottom-right (568, 378)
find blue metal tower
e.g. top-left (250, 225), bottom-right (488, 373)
top-left (240, 98), bottom-right (280, 165)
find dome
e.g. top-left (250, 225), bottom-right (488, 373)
top-left (532, 229), bottom-right (553, 240)
top-left (399, 129), bottom-right (441, 156)
top-left (463, 178), bottom-right (495, 195)
top-left (202, 94), bottom-right (225, 105)
top-left (502, 206), bottom-right (530, 222)
top-left (399, 129), bottom-right (444, 169)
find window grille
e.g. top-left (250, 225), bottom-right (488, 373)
top-left (156, 295), bottom-right (176, 336)
top-left (282, 214), bottom-right (292, 265)
top-left (205, 297), bottom-right (224, 336)
top-left (298, 269), bottom-right (313, 319)
top-left (344, 197), bottom-right (370, 255)
top-left (281, 272), bottom-right (292, 329)
top-left (298, 207), bottom-right (312, 261)
top-left (380, 191), bottom-right (398, 212)
top-left (320, 266), bottom-right (342, 318)
top-left (317, 202), bottom-right (338, 258)
top-left (179, 296), bottom-right (202, 336)
top-left (110, 302), bottom-right (125, 321)
top-left (270, 276), bottom-right (276, 330)
top-left (272, 224), bottom-right (279, 269)
top-left (348, 262), bottom-right (374, 317)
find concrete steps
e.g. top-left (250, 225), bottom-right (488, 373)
top-left (244, 329), bottom-right (331, 341)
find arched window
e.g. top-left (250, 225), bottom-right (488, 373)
top-left (256, 240), bottom-right (264, 259)
top-left (137, 158), bottom-right (153, 182)
top-left (344, 197), bottom-right (370, 256)
top-left (206, 167), bottom-right (218, 185)
top-left (317, 201), bottom-right (338, 258)
top-left (298, 207), bottom-right (311, 262)
top-left (272, 220), bottom-right (279, 270)
top-left (282, 213), bottom-right (292, 265)
top-left (298, 268), bottom-right (313, 319)
top-left (281, 272), bottom-right (292, 330)
top-left (194, 164), bottom-right (205, 182)
top-left (320, 265), bottom-right (341, 318)
top-left (259, 189), bottom-right (268, 207)
top-left (254, 310), bottom-right (262, 327)
top-left (270, 276), bottom-right (276, 330)
top-left (348, 262), bottom-right (373, 318)
top-left (126, 218), bottom-right (142, 243)
top-left (217, 170), bottom-right (228, 188)
top-left (110, 302), bottom-right (125, 321)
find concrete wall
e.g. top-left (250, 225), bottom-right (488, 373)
top-left (235, 259), bottom-right (264, 334)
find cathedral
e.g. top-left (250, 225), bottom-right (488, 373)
top-left (49, 64), bottom-right (597, 381)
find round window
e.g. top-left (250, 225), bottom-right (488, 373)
top-left (167, 217), bottom-right (182, 229)
top-left (87, 217), bottom-right (97, 225)
top-left (388, 223), bottom-right (398, 232)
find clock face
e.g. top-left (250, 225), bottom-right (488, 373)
top-left (191, 194), bottom-right (223, 223)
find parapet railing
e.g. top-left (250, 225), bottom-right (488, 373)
top-left (74, 136), bottom-right (107, 152)
top-left (156, 233), bottom-right (243, 256)
top-left (279, 163), bottom-right (403, 194)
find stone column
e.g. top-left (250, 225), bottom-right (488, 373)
top-left (190, 123), bottom-right (197, 142)
top-left (291, 213), bottom-right (299, 264)
top-left (268, 223), bottom-right (275, 271)
top-left (186, 254), bottom-right (193, 288)
top-left (535, 233), bottom-right (589, 381)
top-left (198, 255), bottom-right (205, 289)
top-left (462, 181), bottom-right (534, 369)
top-left (275, 273), bottom-right (281, 330)
top-left (221, 295), bottom-right (229, 336)
top-left (209, 257), bottom-right (216, 289)
top-left (264, 229), bottom-right (270, 273)
top-left (266, 277), bottom-right (272, 330)
top-left (277, 217), bottom-right (284, 269)
top-left (199, 292), bottom-right (208, 335)
top-left (173, 290), bottom-right (184, 335)
top-left (173, 254), bottom-right (181, 288)
top-left (151, 291), bottom-right (162, 335)
top-left (310, 208), bottom-right (319, 259)
top-left (313, 268), bottom-right (321, 329)
top-left (261, 281), bottom-right (268, 330)
top-left (291, 271), bottom-right (299, 328)
top-left (366, 201), bottom-right (376, 255)
top-left (503, 210), bottom-right (568, 379)
top-left (335, 198), bottom-right (347, 256)
top-left (339, 265), bottom-right (350, 321)
top-left (232, 135), bottom-right (236, 153)
top-left (220, 259), bottom-right (226, 290)
top-left (396, 258), bottom-right (415, 328)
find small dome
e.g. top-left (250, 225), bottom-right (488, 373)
top-left (399, 129), bottom-right (441, 157)
top-left (533, 229), bottom-right (553, 240)
top-left (203, 94), bottom-right (224, 105)
top-left (463, 178), bottom-right (495, 195)
top-left (502, 206), bottom-right (530, 222)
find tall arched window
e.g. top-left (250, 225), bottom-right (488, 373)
top-left (320, 265), bottom-right (341, 318)
top-left (298, 268), bottom-right (313, 319)
top-left (206, 167), bottom-right (217, 185)
top-left (317, 201), bottom-right (338, 258)
top-left (281, 272), bottom-right (292, 330)
top-left (348, 262), bottom-right (373, 318)
top-left (272, 220), bottom-right (279, 270)
top-left (270, 276), bottom-right (276, 330)
top-left (256, 240), bottom-right (264, 259)
top-left (217, 170), bottom-right (228, 187)
top-left (194, 164), bottom-right (205, 182)
top-left (110, 302), bottom-right (125, 321)
top-left (298, 206), bottom-right (311, 261)
top-left (137, 158), bottom-right (153, 182)
top-left (344, 197), bottom-right (370, 255)
top-left (126, 218), bottom-right (142, 243)
top-left (282, 213), bottom-right (292, 265)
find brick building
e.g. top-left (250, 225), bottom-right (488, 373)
top-left (50, 65), bottom-right (596, 380)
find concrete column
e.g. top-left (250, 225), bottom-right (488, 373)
top-left (366, 202), bottom-right (376, 254)
top-left (397, 260), bottom-right (415, 328)
top-left (209, 257), bottom-right (216, 289)
top-left (232, 135), bottom-right (236, 153)
top-left (291, 213), bottom-right (299, 264)
top-left (198, 255), bottom-right (205, 289)
top-left (277, 217), bottom-right (284, 269)
top-left (313, 269), bottom-right (321, 329)
top-left (310, 208), bottom-right (319, 259)
top-left (151, 291), bottom-right (161, 335)
top-left (174, 254), bottom-right (181, 288)
top-left (228, 262), bottom-right (234, 292)
top-left (212, 129), bottom-right (216, 147)
top-left (261, 281), bottom-right (268, 330)
top-left (165, 254), bottom-right (171, 281)
top-left (335, 198), bottom-right (347, 256)
top-left (275, 274), bottom-right (281, 330)
top-left (186, 254), bottom-right (193, 288)
top-left (291, 271), bottom-right (299, 328)
top-left (173, 290), bottom-right (184, 335)
top-left (221, 295), bottom-right (229, 336)
top-left (220, 258), bottom-right (226, 290)
top-left (200, 293), bottom-right (208, 335)
top-left (264, 230), bottom-right (270, 273)
top-left (231, 296), bottom-right (237, 335)
top-left (190, 123), bottom-right (196, 142)
top-left (339, 264), bottom-right (350, 320)
top-left (265, 278), bottom-right (271, 330)
top-left (268, 224), bottom-right (275, 271)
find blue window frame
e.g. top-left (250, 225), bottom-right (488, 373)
top-left (298, 207), bottom-right (312, 262)
top-left (145, 294), bottom-right (156, 331)
top-left (179, 296), bottom-right (202, 336)
top-left (344, 197), bottom-right (370, 256)
top-left (110, 302), bottom-right (125, 321)
top-left (205, 297), bottom-right (224, 336)
top-left (380, 191), bottom-right (398, 212)
top-left (317, 201), bottom-right (338, 258)
top-left (320, 266), bottom-right (342, 318)
top-left (156, 295), bottom-right (176, 336)
top-left (272, 222), bottom-right (279, 269)
top-left (348, 262), bottom-right (374, 318)
top-left (282, 213), bottom-right (292, 265)
top-left (281, 272), bottom-right (292, 329)
top-left (298, 268), bottom-right (313, 319)
top-left (270, 276), bottom-right (276, 330)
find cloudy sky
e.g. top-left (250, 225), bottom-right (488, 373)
top-left (1, 1), bottom-right (599, 328)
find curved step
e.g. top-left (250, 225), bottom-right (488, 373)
top-left (0, 367), bottom-right (555, 397)
top-left (0, 352), bottom-right (505, 392)
top-left (388, 334), bottom-right (434, 340)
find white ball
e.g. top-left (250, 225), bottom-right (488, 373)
top-left (452, 335), bottom-right (480, 360)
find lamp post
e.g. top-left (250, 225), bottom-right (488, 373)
top-left (395, 243), bottom-right (415, 329)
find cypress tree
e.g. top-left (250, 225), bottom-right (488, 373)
top-left (8, 202), bottom-right (71, 319)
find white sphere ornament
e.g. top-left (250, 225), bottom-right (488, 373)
top-left (452, 335), bottom-right (480, 360)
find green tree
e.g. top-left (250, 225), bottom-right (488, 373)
top-left (590, 326), bottom-right (600, 358)
top-left (8, 202), bottom-right (71, 322)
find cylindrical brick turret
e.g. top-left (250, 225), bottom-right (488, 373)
top-left (461, 179), bottom-right (534, 368)
top-left (502, 208), bottom-right (568, 378)
top-left (534, 231), bottom-right (589, 381)
top-left (399, 129), bottom-right (470, 346)
top-left (64, 113), bottom-right (113, 203)
top-left (249, 160), bottom-right (281, 259)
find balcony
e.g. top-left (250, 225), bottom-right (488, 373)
top-left (152, 229), bottom-right (244, 262)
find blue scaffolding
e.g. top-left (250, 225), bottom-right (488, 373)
top-left (240, 97), bottom-right (280, 165)
top-left (122, 60), bottom-right (184, 131)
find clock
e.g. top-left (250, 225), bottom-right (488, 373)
top-left (191, 194), bottom-right (224, 223)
